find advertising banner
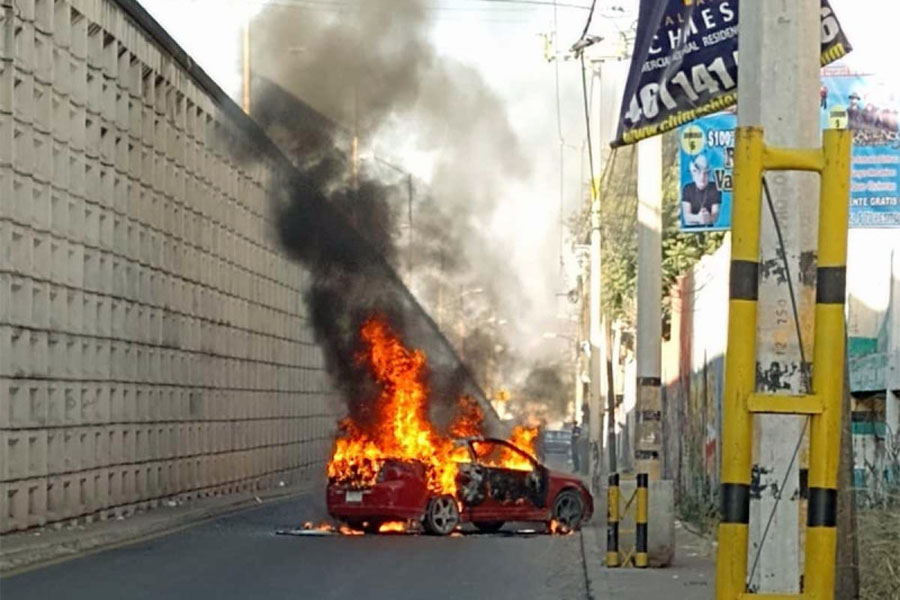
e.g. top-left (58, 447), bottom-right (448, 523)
top-left (677, 66), bottom-right (900, 231)
top-left (821, 66), bottom-right (900, 228)
top-left (677, 112), bottom-right (735, 231)
top-left (614, 0), bottom-right (851, 148)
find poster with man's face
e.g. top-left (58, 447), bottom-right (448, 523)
top-left (676, 66), bottom-right (900, 232)
top-left (677, 112), bottom-right (735, 231)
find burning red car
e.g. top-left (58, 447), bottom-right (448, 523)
top-left (327, 437), bottom-right (593, 535)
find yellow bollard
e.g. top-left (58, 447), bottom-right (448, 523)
top-left (803, 129), bottom-right (852, 599)
top-left (607, 473), bottom-right (620, 567)
top-left (635, 473), bottom-right (649, 568)
top-left (715, 127), bottom-right (762, 600)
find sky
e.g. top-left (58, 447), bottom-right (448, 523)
top-left (139, 0), bottom-right (615, 358)
top-left (137, 0), bottom-right (897, 356)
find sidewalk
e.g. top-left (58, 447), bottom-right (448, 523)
top-left (0, 483), bottom-right (320, 576)
top-left (581, 519), bottom-right (716, 600)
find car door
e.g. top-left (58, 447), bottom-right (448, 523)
top-left (459, 439), bottom-right (549, 522)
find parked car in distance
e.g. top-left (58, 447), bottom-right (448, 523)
top-left (542, 429), bottom-right (573, 456)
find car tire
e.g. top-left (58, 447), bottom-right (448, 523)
top-left (423, 495), bottom-right (460, 536)
top-left (473, 521), bottom-right (504, 534)
top-left (551, 489), bottom-right (585, 531)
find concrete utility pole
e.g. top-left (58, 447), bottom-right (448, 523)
top-left (586, 57), bottom-right (627, 491)
top-left (242, 20), bottom-right (251, 114)
top-left (738, 0), bottom-right (821, 592)
top-left (635, 136), bottom-right (663, 480)
top-left (888, 249), bottom-right (900, 436)
top-left (588, 139), bottom-right (604, 495)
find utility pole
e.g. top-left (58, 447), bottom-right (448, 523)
top-left (586, 57), bottom-right (627, 490)
top-left (407, 175), bottom-right (414, 283)
top-left (888, 249), bottom-right (900, 435)
top-left (635, 135), bottom-right (662, 480)
top-left (586, 55), bottom-right (605, 496)
top-left (738, 0), bottom-right (821, 592)
top-left (242, 19), bottom-right (251, 114)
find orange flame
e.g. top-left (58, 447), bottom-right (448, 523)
top-left (377, 521), bottom-right (407, 533)
top-left (448, 396), bottom-right (484, 439)
top-left (548, 519), bottom-right (572, 535)
top-left (302, 521), bottom-right (334, 532)
top-left (498, 425), bottom-right (539, 470)
top-left (338, 524), bottom-right (365, 536)
top-left (327, 316), bottom-right (542, 496)
top-left (327, 317), bottom-right (469, 495)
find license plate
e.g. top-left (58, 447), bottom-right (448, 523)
top-left (345, 491), bottom-right (364, 503)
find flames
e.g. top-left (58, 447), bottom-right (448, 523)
top-left (501, 425), bottom-right (539, 471)
top-left (327, 316), bottom-right (541, 495)
top-left (548, 519), bottom-right (573, 535)
top-left (301, 521), bottom-right (364, 536)
top-left (377, 521), bottom-right (407, 533)
top-left (327, 317), bottom-right (469, 495)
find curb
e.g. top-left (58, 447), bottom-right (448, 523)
top-left (0, 485), bottom-right (316, 576)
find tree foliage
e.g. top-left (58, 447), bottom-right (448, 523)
top-left (660, 133), bottom-right (725, 327)
top-left (568, 131), bottom-right (725, 330)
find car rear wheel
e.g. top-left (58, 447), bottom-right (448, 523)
top-left (473, 521), bottom-right (505, 534)
top-left (551, 489), bottom-right (585, 531)
top-left (423, 495), bottom-right (459, 535)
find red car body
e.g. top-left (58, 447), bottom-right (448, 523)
top-left (327, 438), bottom-right (593, 532)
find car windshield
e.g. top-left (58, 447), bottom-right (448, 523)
top-left (470, 440), bottom-right (535, 471)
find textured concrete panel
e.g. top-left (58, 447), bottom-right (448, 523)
top-left (0, 0), bottom-right (341, 532)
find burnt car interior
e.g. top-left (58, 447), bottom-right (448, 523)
top-left (456, 439), bottom-right (548, 508)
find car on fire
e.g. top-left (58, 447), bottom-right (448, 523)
top-left (327, 437), bottom-right (593, 535)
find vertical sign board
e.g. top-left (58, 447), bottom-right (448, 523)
top-left (678, 68), bottom-right (900, 232)
top-left (678, 112), bottom-right (735, 231)
top-left (820, 65), bottom-right (900, 228)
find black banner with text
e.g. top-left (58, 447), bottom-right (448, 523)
top-left (613, 0), bottom-right (851, 147)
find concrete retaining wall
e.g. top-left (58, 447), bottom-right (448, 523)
top-left (0, 0), bottom-right (341, 532)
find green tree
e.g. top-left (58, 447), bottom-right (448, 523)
top-left (569, 132), bottom-right (725, 330)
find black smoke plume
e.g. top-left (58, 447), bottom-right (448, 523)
top-left (247, 0), bottom-right (528, 430)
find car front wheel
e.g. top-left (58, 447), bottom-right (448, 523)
top-left (423, 495), bottom-right (460, 535)
top-left (551, 489), bottom-right (585, 531)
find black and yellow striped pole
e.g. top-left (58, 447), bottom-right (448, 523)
top-left (804, 129), bottom-right (851, 598)
top-left (606, 473), bottom-right (620, 567)
top-left (635, 473), bottom-right (649, 568)
top-left (714, 127), bottom-right (851, 600)
top-left (715, 127), bottom-right (762, 600)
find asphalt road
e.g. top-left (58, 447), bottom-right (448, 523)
top-left (1, 453), bottom-right (587, 600)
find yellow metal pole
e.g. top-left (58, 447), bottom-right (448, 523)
top-left (716, 127), bottom-right (764, 600)
top-left (635, 473), bottom-right (648, 568)
top-left (607, 473), bottom-right (620, 567)
top-left (803, 129), bottom-right (851, 600)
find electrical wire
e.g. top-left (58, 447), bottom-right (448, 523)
top-left (239, 0), bottom-right (592, 11)
top-left (460, 0), bottom-right (592, 9)
top-left (577, 0), bottom-right (597, 42)
top-left (580, 52), bottom-right (595, 201)
top-left (744, 175), bottom-right (814, 590)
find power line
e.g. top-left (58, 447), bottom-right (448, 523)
top-left (469, 0), bottom-right (592, 8)
top-left (577, 0), bottom-right (597, 41)
top-left (580, 53), bottom-right (595, 203)
top-left (238, 0), bottom-right (591, 11)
